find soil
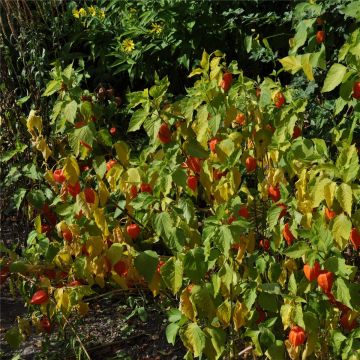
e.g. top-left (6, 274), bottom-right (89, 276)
top-left (0, 281), bottom-right (185, 360)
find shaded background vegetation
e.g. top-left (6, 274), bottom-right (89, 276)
top-left (0, 0), bottom-right (358, 235)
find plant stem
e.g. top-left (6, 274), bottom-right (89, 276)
top-left (63, 314), bottom-right (92, 360)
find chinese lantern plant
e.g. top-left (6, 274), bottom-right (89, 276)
top-left (4, 45), bottom-right (360, 360)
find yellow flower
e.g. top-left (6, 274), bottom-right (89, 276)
top-left (79, 8), bottom-right (87, 17)
top-left (150, 23), bottom-right (163, 34)
top-left (88, 6), bottom-right (96, 17)
top-left (72, 9), bottom-right (80, 18)
top-left (122, 38), bottom-right (135, 53)
top-left (98, 9), bottom-right (105, 19)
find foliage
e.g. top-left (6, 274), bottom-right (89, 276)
top-left (1, 1), bottom-right (360, 359)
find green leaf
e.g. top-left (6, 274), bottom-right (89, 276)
top-left (97, 129), bottom-right (113, 147)
top-left (337, 145), bottom-right (360, 183)
top-left (267, 205), bottom-right (282, 231)
top-left (214, 226), bottom-right (232, 257)
top-left (134, 250), bottom-right (159, 283)
top-left (303, 311), bottom-right (319, 333)
top-left (332, 214), bottom-right (352, 249)
top-left (166, 323), bottom-right (180, 345)
top-left (176, 198), bottom-right (196, 225)
top-left (204, 327), bottom-right (226, 360)
top-left (288, 273), bottom-right (297, 295)
top-left (5, 327), bottom-right (22, 349)
top-left (265, 340), bottom-right (285, 360)
top-left (149, 76), bottom-right (169, 99)
top-left (128, 108), bottom-right (149, 132)
top-left (127, 89), bottom-right (149, 109)
top-left (144, 114), bottom-right (160, 141)
top-left (336, 183), bottom-right (353, 216)
top-left (282, 241), bottom-right (310, 258)
top-left (12, 188), bottom-right (27, 210)
top-left (259, 328), bottom-right (276, 349)
top-left (161, 257), bottom-right (183, 295)
top-left (9, 261), bottom-right (28, 273)
top-left (333, 278), bottom-right (353, 309)
top-left (260, 283), bottom-right (281, 295)
top-left (322, 64), bottom-right (347, 93)
top-left (293, 303), bottom-right (305, 329)
top-left (244, 329), bottom-right (262, 355)
top-left (208, 114), bottom-right (222, 137)
top-left (330, 330), bottom-right (347, 355)
top-left (180, 323), bottom-right (206, 357)
top-left (191, 286), bottom-right (216, 320)
top-left (106, 243), bottom-right (123, 265)
top-left (184, 139), bottom-right (209, 159)
top-left (153, 212), bottom-right (173, 241)
top-left (291, 21), bottom-right (308, 54)
top-left (64, 100), bottom-right (78, 124)
top-left (183, 248), bottom-right (207, 283)
top-left (0, 142), bottom-right (28, 163)
top-left (340, 1), bottom-right (360, 20)
top-left (68, 124), bottom-right (96, 156)
top-left (243, 284), bottom-right (257, 310)
top-left (23, 163), bottom-right (41, 180)
top-left (92, 156), bottom-right (107, 179)
top-left (172, 167), bottom-right (188, 188)
top-left (80, 101), bottom-right (93, 120)
top-left (324, 256), bottom-right (357, 279)
top-left (27, 189), bottom-right (45, 208)
top-left (168, 308), bottom-right (182, 323)
top-left (16, 95), bottom-right (30, 106)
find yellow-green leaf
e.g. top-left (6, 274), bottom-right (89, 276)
top-left (279, 55), bottom-right (302, 74)
top-left (301, 54), bottom-right (314, 81)
top-left (54, 288), bottom-right (71, 313)
top-left (180, 323), bottom-right (206, 357)
top-left (93, 208), bottom-right (109, 236)
top-left (216, 300), bottom-right (231, 327)
top-left (322, 63), bottom-right (347, 93)
top-left (75, 192), bottom-right (92, 218)
top-left (332, 213), bottom-right (352, 249)
top-left (114, 141), bottom-right (130, 167)
top-left (200, 50), bottom-right (209, 70)
top-left (86, 236), bottom-right (104, 257)
top-left (280, 303), bottom-right (293, 330)
top-left (26, 110), bottom-right (43, 136)
top-left (188, 68), bottom-right (203, 78)
top-left (63, 156), bottom-right (80, 185)
top-left (324, 181), bottom-right (337, 209)
top-left (33, 137), bottom-right (52, 161)
top-left (336, 183), bottom-right (353, 216)
top-left (232, 301), bottom-right (248, 331)
top-left (311, 178), bottom-right (331, 208)
top-left (98, 180), bottom-right (109, 207)
top-left (179, 289), bottom-right (197, 321)
top-left (125, 168), bottom-right (141, 185)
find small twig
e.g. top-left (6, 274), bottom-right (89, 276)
top-left (63, 314), bottom-right (91, 360)
top-left (238, 346), bottom-right (252, 357)
top-left (85, 287), bottom-right (148, 303)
